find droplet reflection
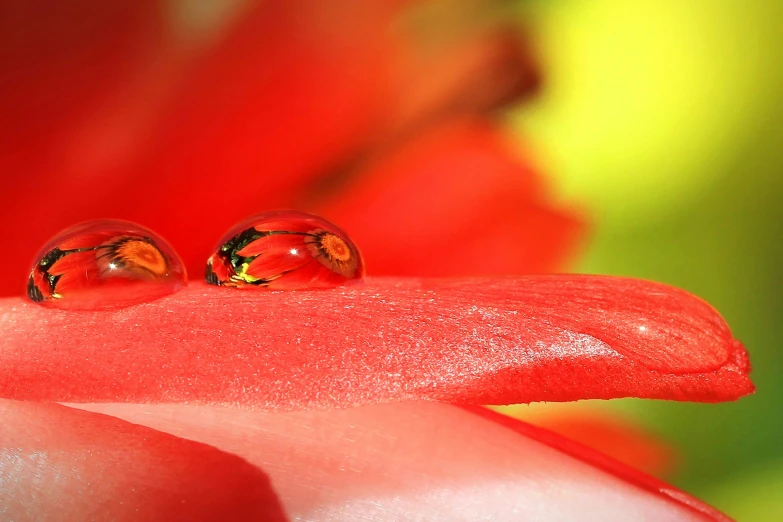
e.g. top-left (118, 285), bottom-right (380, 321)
top-left (206, 210), bottom-right (364, 290)
top-left (27, 220), bottom-right (187, 310)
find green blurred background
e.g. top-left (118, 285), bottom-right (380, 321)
top-left (511, 0), bottom-right (783, 519)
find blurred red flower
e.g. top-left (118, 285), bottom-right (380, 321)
top-left (0, 1), bottom-right (752, 520)
top-left (0, 0), bottom-right (558, 292)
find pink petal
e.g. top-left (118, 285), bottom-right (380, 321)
top-left (463, 406), bottom-right (721, 517)
top-left (0, 399), bottom-right (286, 521)
top-left (70, 401), bottom-right (730, 521)
top-left (0, 277), bottom-right (752, 408)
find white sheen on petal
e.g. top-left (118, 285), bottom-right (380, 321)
top-left (69, 402), bottom-right (712, 522)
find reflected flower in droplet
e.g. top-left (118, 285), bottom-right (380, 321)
top-left (206, 210), bottom-right (364, 291)
top-left (27, 220), bottom-right (187, 310)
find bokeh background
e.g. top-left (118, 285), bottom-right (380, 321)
top-left (1, 1), bottom-right (781, 519)
top-left (506, 2), bottom-right (783, 520)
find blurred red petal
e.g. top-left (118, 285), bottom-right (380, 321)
top-left (0, 399), bottom-right (287, 521)
top-left (0, 277), bottom-right (752, 408)
top-left (0, 2), bottom-right (547, 296)
top-left (70, 401), bottom-right (729, 521)
top-left (314, 120), bottom-right (583, 276)
top-left (521, 410), bottom-right (676, 476)
top-left (0, 1), bottom-right (165, 168)
top-left (123, 1), bottom-right (396, 273)
top-left (383, 3), bottom-right (540, 135)
top-left (99, 1), bottom-right (543, 278)
top-left (1, 0), bottom-right (392, 294)
top-left (0, 1), bottom-right (179, 297)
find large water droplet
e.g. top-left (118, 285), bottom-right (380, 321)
top-left (206, 210), bottom-right (364, 290)
top-left (27, 220), bottom-right (187, 310)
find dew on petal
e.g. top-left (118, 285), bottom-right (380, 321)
top-left (206, 210), bottom-right (364, 290)
top-left (27, 220), bottom-right (187, 310)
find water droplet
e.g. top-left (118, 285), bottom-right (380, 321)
top-left (206, 210), bottom-right (364, 290)
top-left (27, 220), bottom-right (187, 309)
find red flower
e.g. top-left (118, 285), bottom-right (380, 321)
top-left (0, 1), bottom-right (753, 520)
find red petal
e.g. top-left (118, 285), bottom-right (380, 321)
top-left (313, 120), bottom-right (583, 276)
top-left (0, 277), bottom-right (752, 408)
top-left (120, 1), bottom-right (397, 274)
top-left (0, 399), bottom-right (287, 521)
top-left (0, 2), bottom-right (165, 172)
top-left (70, 401), bottom-right (730, 521)
top-left (0, 1), bottom-right (177, 297)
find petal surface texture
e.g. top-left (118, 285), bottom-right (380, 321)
top-left (70, 401), bottom-right (729, 522)
top-left (0, 277), bottom-right (752, 408)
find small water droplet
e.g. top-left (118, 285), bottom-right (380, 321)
top-left (206, 210), bottom-right (364, 290)
top-left (27, 220), bottom-right (187, 310)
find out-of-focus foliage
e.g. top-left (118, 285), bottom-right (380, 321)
top-left (511, 0), bottom-right (783, 519)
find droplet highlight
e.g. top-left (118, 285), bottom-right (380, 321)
top-left (206, 210), bottom-right (364, 290)
top-left (27, 220), bottom-right (187, 309)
